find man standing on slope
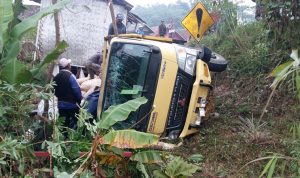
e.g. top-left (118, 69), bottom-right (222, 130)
top-left (53, 58), bottom-right (82, 136)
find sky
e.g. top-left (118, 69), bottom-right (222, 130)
top-left (126, 0), bottom-right (256, 7)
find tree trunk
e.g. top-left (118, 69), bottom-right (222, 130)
top-left (46, 0), bottom-right (61, 83)
top-left (53, 0), bottom-right (61, 45)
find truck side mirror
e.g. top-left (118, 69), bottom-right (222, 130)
top-left (151, 46), bottom-right (161, 54)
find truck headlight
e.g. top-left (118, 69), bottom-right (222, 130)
top-left (175, 46), bottom-right (198, 76)
top-left (185, 55), bottom-right (196, 75)
top-left (175, 46), bottom-right (186, 70)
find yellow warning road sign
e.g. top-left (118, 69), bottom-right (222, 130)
top-left (181, 2), bottom-right (215, 42)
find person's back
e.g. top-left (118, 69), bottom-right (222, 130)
top-left (54, 70), bottom-right (80, 105)
top-left (53, 58), bottom-right (82, 135)
top-left (86, 52), bottom-right (102, 79)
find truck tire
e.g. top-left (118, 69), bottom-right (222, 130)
top-left (208, 53), bottom-right (228, 72)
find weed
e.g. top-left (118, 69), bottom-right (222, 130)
top-left (0, 83), bottom-right (52, 137)
top-left (290, 122), bottom-right (300, 139)
top-left (238, 116), bottom-right (269, 144)
top-left (153, 156), bottom-right (200, 178)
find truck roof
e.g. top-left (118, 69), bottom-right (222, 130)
top-left (110, 34), bottom-right (182, 63)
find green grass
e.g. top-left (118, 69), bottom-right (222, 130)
top-left (173, 73), bottom-right (298, 177)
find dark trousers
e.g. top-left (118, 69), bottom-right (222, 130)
top-left (59, 108), bottom-right (79, 137)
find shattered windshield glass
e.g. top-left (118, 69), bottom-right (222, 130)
top-left (103, 43), bottom-right (151, 127)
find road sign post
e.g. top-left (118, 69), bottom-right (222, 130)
top-left (182, 2), bottom-right (215, 42)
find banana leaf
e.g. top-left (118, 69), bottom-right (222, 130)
top-left (0, 0), bottom-right (14, 49)
top-left (131, 150), bottom-right (163, 163)
top-left (100, 130), bottom-right (159, 149)
top-left (269, 61), bottom-right (293, 89)
top-left (3, 0), bottom-right (70, 62)
top-left (98, 97), bottom-right (147, 129)
top-left (269, 61), bottom-right (293, 78)
top-left (0, 0), bottom-right (70, 84)
top-left (1, 58), bottom-right (28, 84)
top-left (1, 40), bottom-right (68, 84)
top-left (31, 40), bottom-right (69, 77)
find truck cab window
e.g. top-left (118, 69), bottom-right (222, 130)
top-left (103, 43), bottom-right (151, 127)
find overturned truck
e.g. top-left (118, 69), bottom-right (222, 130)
top-left (97, 34), bottom-right (227, 139)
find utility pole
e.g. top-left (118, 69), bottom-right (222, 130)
top-left (46, 0), bottom-right (61, 83)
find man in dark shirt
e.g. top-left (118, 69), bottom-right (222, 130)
top-left (86, 51), bottom-right (102, 79)
top-left (53, 58), bottom-right (82, 135)
top-left (159, 20), bottom-right (167, 37)
top-left (108, 13), bottom-right (126, 35)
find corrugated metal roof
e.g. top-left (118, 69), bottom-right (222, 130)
top-left (127, 12), bottom-right (154, 34)
top-left (112, 0), bottom-right (133, 10)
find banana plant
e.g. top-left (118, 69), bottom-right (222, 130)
top-left (269, 50), bottom-right (300, 91)
top-left (51, 97), bottom-right (199, 177)
top-left (70, 97), bottom-right (165, 177)
top-left (246, 50), bottom-right (300, 177)
top-left (259, 49), bottom-right (300, 121)
top-left (0, 0), bottom-right (70, 84)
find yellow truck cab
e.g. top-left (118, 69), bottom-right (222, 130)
top-left (97, 34), bottom-right (227, 139)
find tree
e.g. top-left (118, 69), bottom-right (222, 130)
top-left (132, 1), bottom-right (191, 28)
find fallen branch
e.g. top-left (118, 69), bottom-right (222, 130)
top-left (148, 141), bottom-right (182, 150)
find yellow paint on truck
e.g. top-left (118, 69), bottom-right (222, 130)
top-left (99, 34), bottom-right (212, 138)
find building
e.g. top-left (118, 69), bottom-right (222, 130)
top-left (37, 0), bottom-right (140, 66)
top-left (127, 12), bottom-right (154, 35)
top-left (151, 23), bottom-right (190, 44)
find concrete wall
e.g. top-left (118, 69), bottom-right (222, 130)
top-left (38, 0), bottom-right (127, 66)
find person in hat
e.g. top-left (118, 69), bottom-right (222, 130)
top-left (53, 58), bottom-right (82, 136)
top-left (136, 24), bottom-right (145, 35)
top-left (159, 20), bottom-right (167, 37)
top-left (108, 13), bottom-right (126, 36)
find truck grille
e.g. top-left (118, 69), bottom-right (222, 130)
top-left (166, 70), bottom-right (194, 133)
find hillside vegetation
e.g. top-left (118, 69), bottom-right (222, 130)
top-left (187, 0), bottom-right (300, 177)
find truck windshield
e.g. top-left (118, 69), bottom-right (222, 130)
top-left (103, 43), bottom-right (151, 127)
